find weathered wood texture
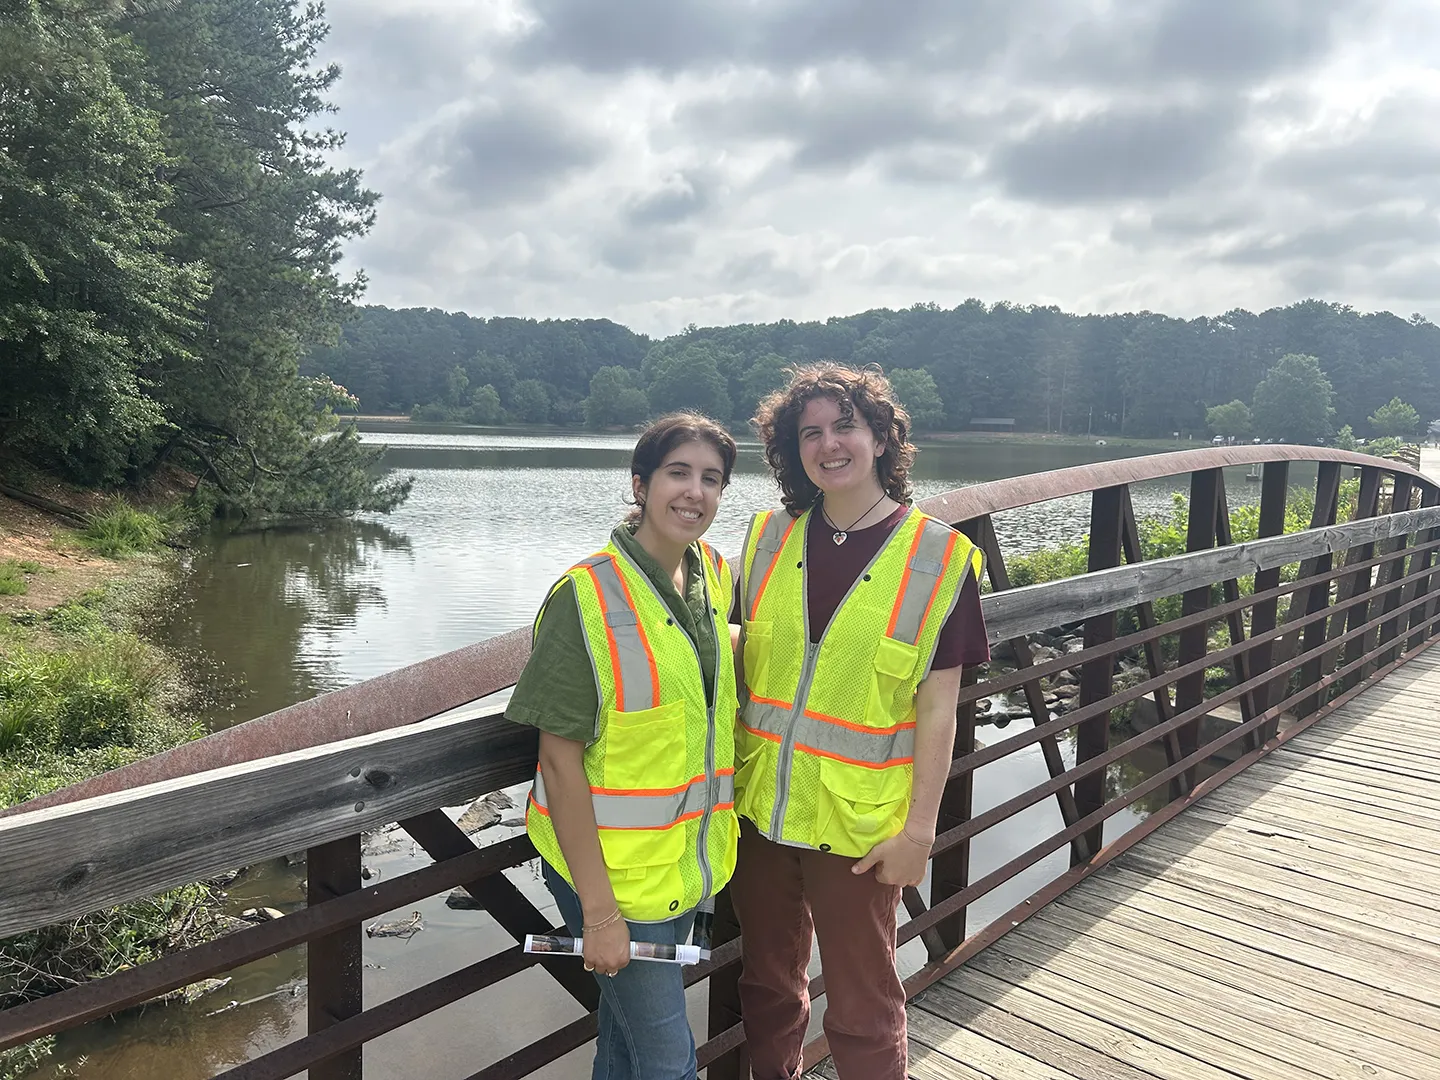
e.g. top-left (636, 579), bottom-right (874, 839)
top-left (979, 502), bottom-right (1440, 643)
top-left (0, 707), bottom-right (534, 936)
top-left (807, 647), bottom-right (1440, 1078)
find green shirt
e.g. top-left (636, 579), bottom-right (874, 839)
top-left (506, 526), bottom-right (725, 744)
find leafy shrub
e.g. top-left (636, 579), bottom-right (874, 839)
top-left (1008, 540), bottom-right (1089, 586)
top-left (0, 563), bottom-right (30, 597)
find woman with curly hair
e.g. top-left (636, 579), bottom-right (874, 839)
top-left (730, 362), bottom-right (989, 1079)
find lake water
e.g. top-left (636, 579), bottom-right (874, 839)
top-left (35, 428), bottom-right (1257, 1078)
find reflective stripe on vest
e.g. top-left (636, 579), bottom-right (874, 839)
top-left (888, 519), bottom-right (962, 647)
top-left (530, 768), bottom-right (737, 829)
top-left (743, 510), bottom-right (797, 621)
top-left (580, 554), bottom-right (660, 712)
top-left (741, 699), bottom-right (915, 767)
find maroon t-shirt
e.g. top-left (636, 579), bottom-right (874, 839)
top-left (732, 506), bottom-right (990, 670)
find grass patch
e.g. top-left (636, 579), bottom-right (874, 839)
top-left (0, 561), bottom-right (43, 597)
top-left (74, 500), bottom-right (166, 558)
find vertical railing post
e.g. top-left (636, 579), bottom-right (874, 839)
top-left (1373, 473), bottom-right (1415, 672)
top-left (1173, 468), bottom-right (1222, 793)
top-left (1292, 463), bottom-right (1344, 717)
top-left (308, 834), bottom-right (363, 1080)
top-left (1334, 466), bottom-right (1383, 693)
top-left (1406, 485), bottom-right (1440, 650)
top-left (706, 889), bottom-right (748, 1080)
top-left (1074, 486), bottom-right (1123, 865)
top-left (1246, 460), bottom-right (1290, 744)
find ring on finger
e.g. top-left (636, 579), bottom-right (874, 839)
top-left (607, 971), bottom-right (616, 978)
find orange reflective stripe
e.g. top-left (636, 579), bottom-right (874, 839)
top-left (802, 707), bottom-right (916, 737)
top-left (585, 563), bottom-right (629, 711)
top-left (916, 530), bottom-right (960, 637)
top-left (609, 558), bottom-right (662, 709)
top-left (794, 742), bottom-right (913, 770)
top-left (886, 521), bottom-right (928, 638)
top-left (749, 512), bottom-right (797, 621)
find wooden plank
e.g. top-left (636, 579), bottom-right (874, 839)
top-left (1273, 744), bottom-right (1440, 785)
top-left (1109, 849), bottom-right (1440, 960)
top-left (1217, 764), bottom-right (1440, 819)
top-left (1133, 828), bottom-right (1440, 921)
top-left (1188, 794), bottom-right (1440, 867)
top-left (980, 504), bottom-right (1440, 643)
top-left (907, 1007), bottom-right (1075, 1080)
top-left (1038, 897), bottom-right (1440, 1054)
top-left (1257, 752), bottom-right (1440, 802)
top-left (913, 988), bottom-right (1157, 1080)
top-left (1080, 867), bottom-right (1440, 1000)
top-left (966, 950), bottom-right (1342, 1080)
top-left (0, 708), bottom-right (538, 937)
top-left (926, 976), bottom-right (1242, 1080)
top-left (307, 835), bottom-right (363, 1080)
top-left (1048, 886), bottom-right (1440, 1034)
top-left (1180, 804), bottom-right (1440, 883)
top-left (990, 920), bottom-right (1440, 1080)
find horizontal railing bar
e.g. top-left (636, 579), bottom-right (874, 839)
top-left (216, 946), bottom-right (538, 1080)
top-left (954, 552), bottom-right (1440, 778)
top-left (0, 710), bottom-right (538, 938)
top-left (0, 835), bottom-right (536, 1051)
top-left (464, 1014), bottom-right (600, 1080)
top-left (940, 584), bottom-right (1440, 849)
top-left (959, 536), bottom-right (1440, 706)
top-left (980, 504), bottom-right (1440, 643)
top-left (901, 618), bottom-right (1433, 947)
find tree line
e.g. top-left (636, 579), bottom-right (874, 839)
top-left (1, 0), bottom-right (406, 516)
top-left (307, 300), bottom-right (1440, 444)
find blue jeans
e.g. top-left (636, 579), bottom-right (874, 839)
top-left (543, 862), bottom-right (698, 1080)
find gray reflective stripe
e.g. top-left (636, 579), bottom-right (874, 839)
top-left (745, 513), bottom-right (793, 618)
top-left (532, 770), bottom-right (736, 829)
top-left (742, 700), bottom-right (915, 764)
top-left (888, 519), bottom-right (959, 647)
top-left (585, 557), bottom-right (656, 712)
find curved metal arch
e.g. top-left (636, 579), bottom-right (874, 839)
top-left (917, 445), bottom-right (1437, 525)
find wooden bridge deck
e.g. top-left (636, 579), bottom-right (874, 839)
top-left (818, 648), bottom-right (1440, 1080)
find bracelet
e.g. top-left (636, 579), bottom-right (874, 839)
top-left (902, 824), bottom-right (935, 847)
top-left (582, 907), bottom-right (623, 933)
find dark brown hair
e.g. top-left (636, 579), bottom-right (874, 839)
top-left (752, 362), bottom-right (915, 518)
top-left (627, 410), bottom-right (738, 524)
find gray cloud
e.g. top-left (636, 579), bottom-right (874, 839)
top-left (1221, 208), bottom-right (1440, 265)
top-left (991, 102), bottom-right (1242, 203)
top-left (420, 96), bottom-right (606, 207)
top-left (624, 171), bottom-right (717, 227)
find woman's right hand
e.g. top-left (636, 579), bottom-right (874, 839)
top-left (584, 916), bottom-right (631, 977)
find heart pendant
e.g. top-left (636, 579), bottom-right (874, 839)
top-left (832, 531), bottom-right (847, 545)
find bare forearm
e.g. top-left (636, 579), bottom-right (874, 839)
top-left (538, 733), bottom-right (617, 922)
top-left (906, 666), bottom-right (963, 839)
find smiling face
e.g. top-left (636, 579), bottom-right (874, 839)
top-left (633, 439), bottom-right (726, 549)
top-left (797, 395), bottom-right (885, 498)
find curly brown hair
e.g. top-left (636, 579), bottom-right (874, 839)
top-left (752, 362), bottom-right (916, 518)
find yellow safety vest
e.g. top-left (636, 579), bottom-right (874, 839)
top-left (736, 507), bottom-right (981, 857)
top-left (525, 539), bottom-right (739, 922)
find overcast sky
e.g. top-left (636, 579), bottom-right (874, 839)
top-left (317, 0), bottom-right (1440, 336)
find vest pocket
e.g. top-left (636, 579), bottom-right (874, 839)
top-left (742, 620), bottom-right (773, 694)
top-left (599, 699), bottom-right (687, 792)
top-left (867, 636), bottom-right (919, 725)
top-left (812, 756), bottom-right (910, 855)
top-left (599, 823), bottom-right (687, 918)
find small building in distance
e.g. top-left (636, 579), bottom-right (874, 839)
top-left (970, 417), bottom-right (1016, 433)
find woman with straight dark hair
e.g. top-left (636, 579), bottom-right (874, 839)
top-left (507, 411), bottom-right (740, 1080)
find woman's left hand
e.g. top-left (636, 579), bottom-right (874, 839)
top-left (850, 829), bottom-right (932, 887)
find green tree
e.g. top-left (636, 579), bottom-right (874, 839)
top-left (584, 366), bottom-right (649, 428)
top-left (887, 368), bottom-right (946, 430)
top-left (444, 365), bottom-right (470, 407)
top-left (1368, 396), bottom-right (1420, 439)
top-left (1251, 354), bottom-right (1335, 445)
top-left (1333, 424), bottom-right (1359, 451)
top-left (1205, 400), bottom-right (1253, 439)
top-left (125, 0), bottom-right (403, 516)
top-left (510, 379), bottom-right (552, 424)
top-left (645, 344), bottom-right (732, 420)
top-left (0, 0), bottom-right (208, 483)
top-left (466, 384), bottom-right (502, 425)
top-left (741, 353), bottom-right (792, 421)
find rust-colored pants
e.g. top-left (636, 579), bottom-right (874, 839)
top-left (729, 819), bottom-right (906, 1080)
